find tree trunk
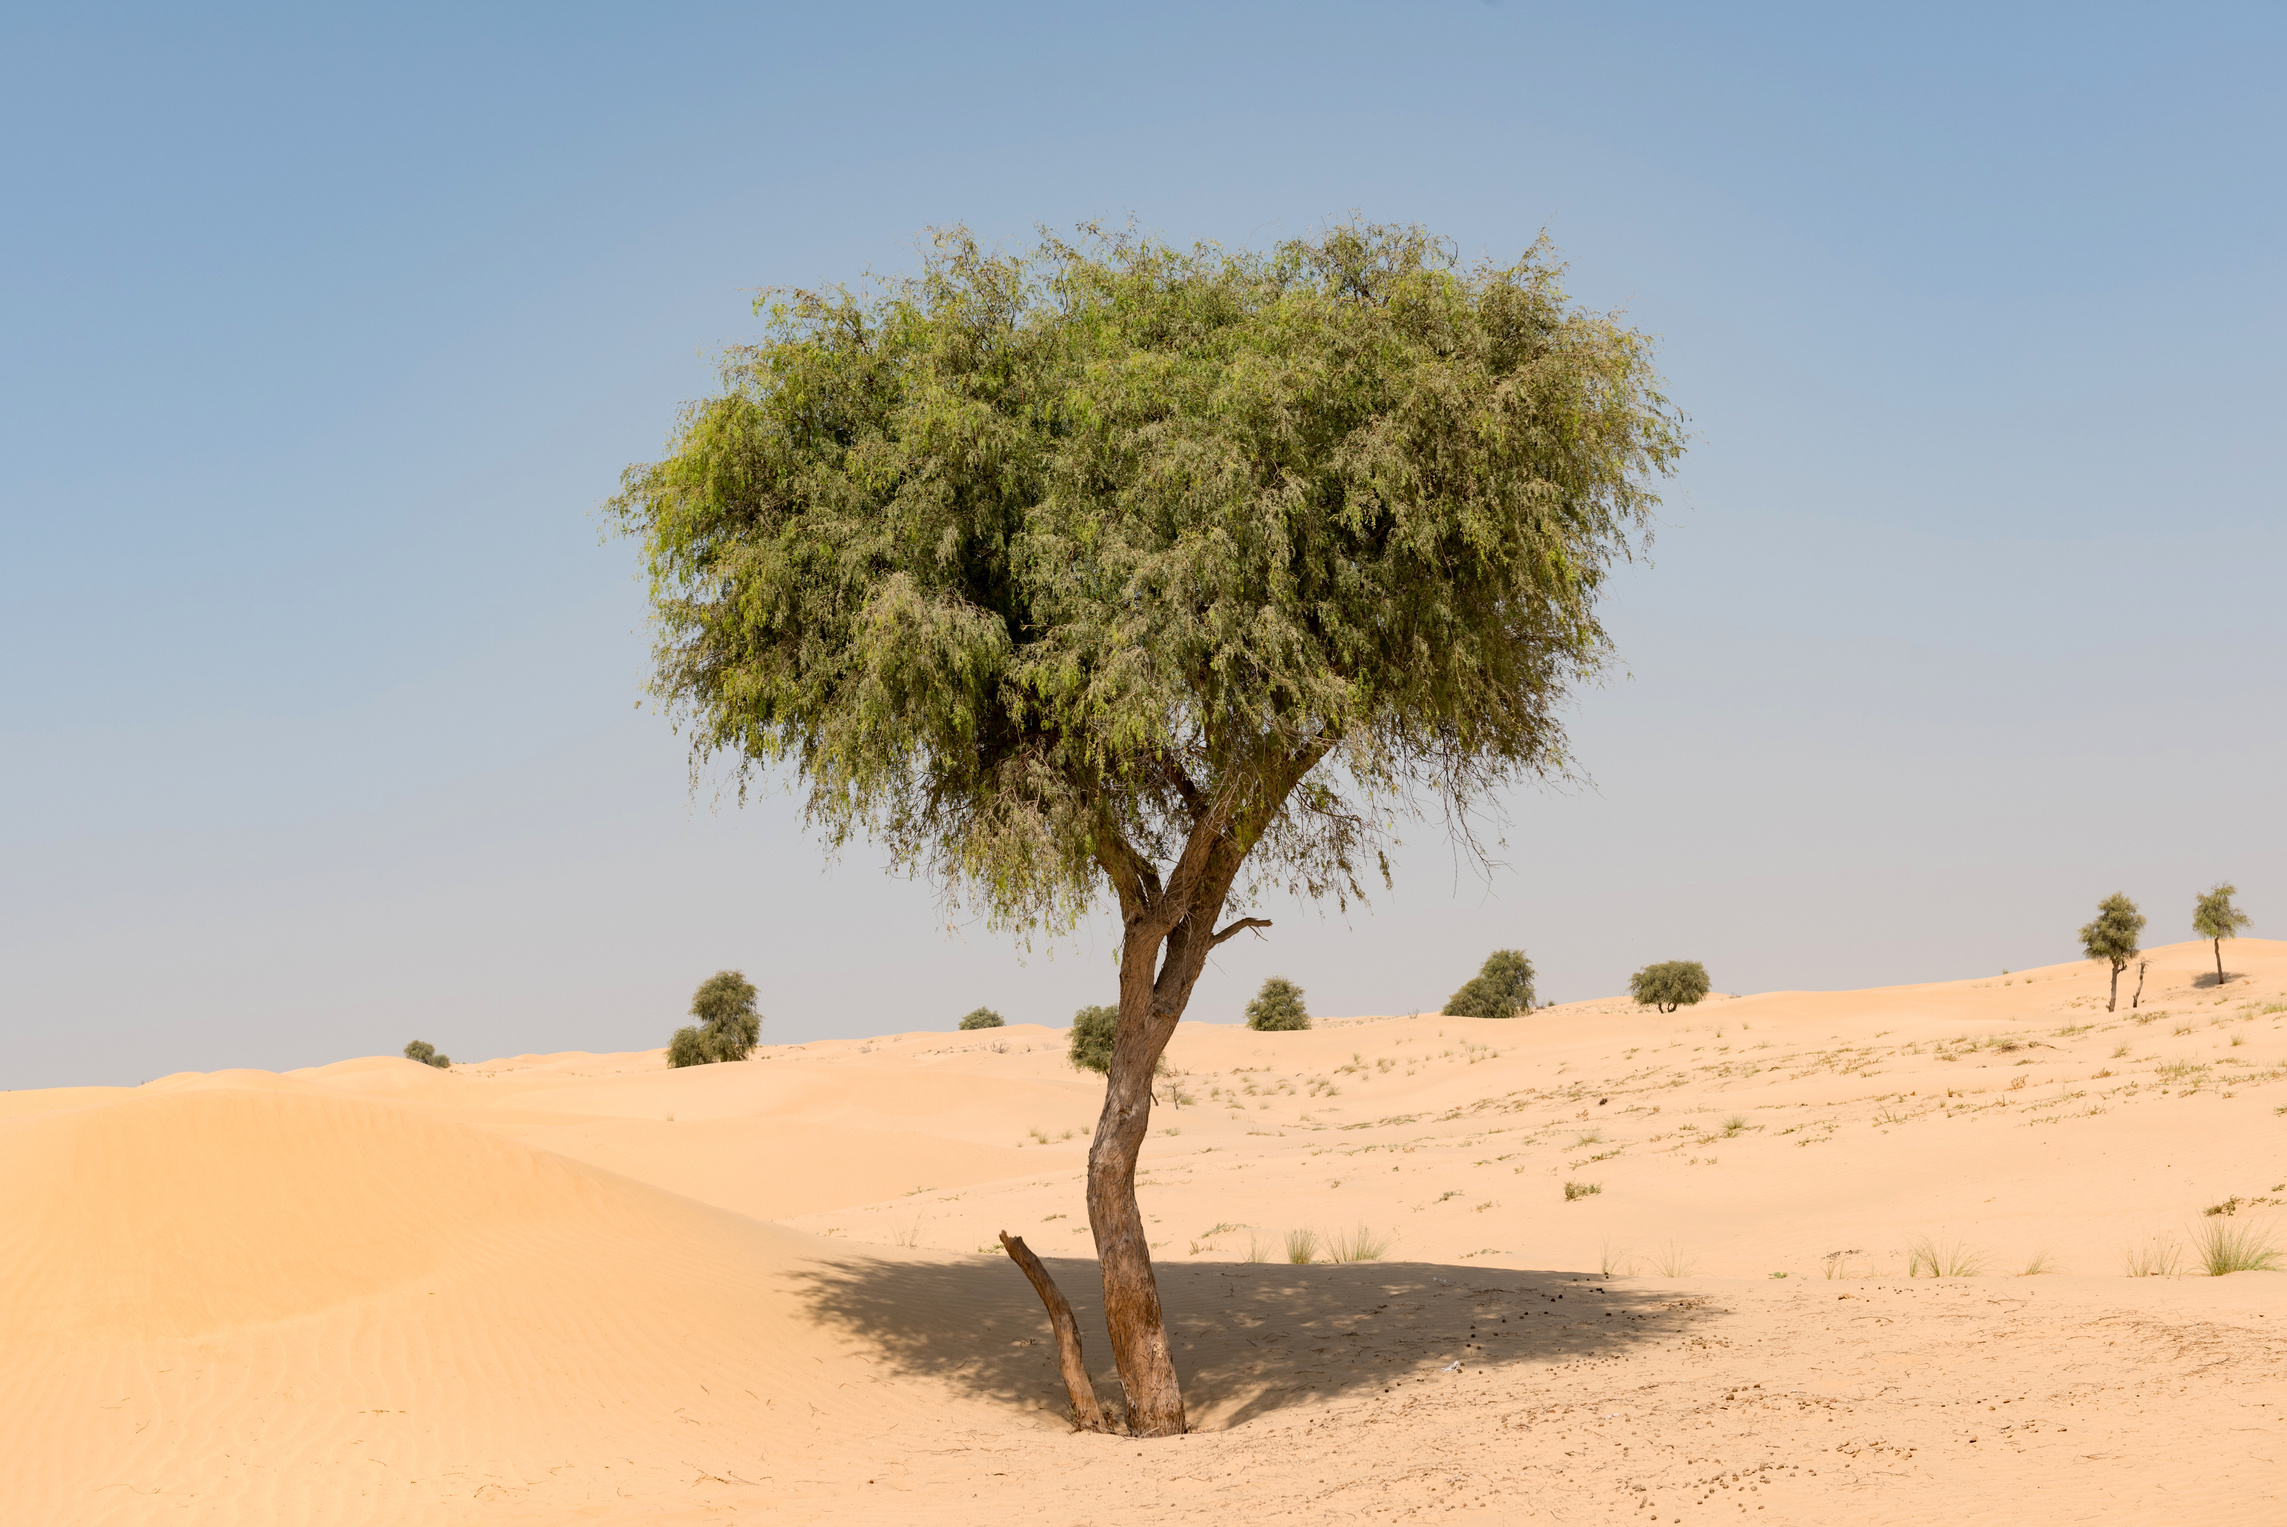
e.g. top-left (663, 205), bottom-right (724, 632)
top-left (997, 1232), bottom-right (1107, 1433)
top-left (1085, 922), bottom-right (1196, 1436)
top-left (2132, 960), bottom-right (2146, 1009)
top-left (2215, 939), bottom-right (2226, 986)
top-left (2107, 961), bottom-right (2120, 1012)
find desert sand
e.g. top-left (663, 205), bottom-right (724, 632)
top-left (5, 938), bottom-right (2284, 1525)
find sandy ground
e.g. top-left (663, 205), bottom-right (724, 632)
top-left (4, 938), bottom-right (2283, 1524)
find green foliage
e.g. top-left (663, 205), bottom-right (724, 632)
top-left (2078, 893), bottom-right (2145, 971)
top-left (1443, 948), bottom-right (1536, 1017)
top-left (1068, 1004), bottom-right (1118, 1074)
top-left (1244, 976), bottom-right (1311, 1031)
top-left (1629, 960), bottom-right (1710, 1013)
top-left (668, 969), bottom-right (763, 1066)
top-left (958, 1006), bottom-right (1006, 1030)
top-left (2193, 882), bottom-right (2251, 952)
top-left (402, 1040), bottom-right (450, 1069)
top-left (611, 220), bottom-right (1683, 937)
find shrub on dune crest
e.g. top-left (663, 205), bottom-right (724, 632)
top-left (959, 1007), bottom-right (1006, 1030)
top-left (1443, 949), bottom-right (1536, 1017)
top-left (402, 1040), bottom-right (450, 1068)
top-left (1244, 977), bottom-right (1311, 1031)
top-left (667, 969), bottom-right (763, 1067)
top-left (1630, 960), bottom-right (1710, 1013)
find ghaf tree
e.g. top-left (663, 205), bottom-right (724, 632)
top-left (611, 221), bottom-right (1682, 1435)
top-left (2191, 883), bottom-right (2250, 987)
top-left (2078, 893), bottom-right (2145, 1011)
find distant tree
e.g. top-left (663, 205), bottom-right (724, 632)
top-left (959, 1006), bottom-right (1007, 1030)
top-left (667, 969), bottom-right (764, 1067)
top-left (2078, 893), bottom-right (2146, 1012)
top-left (2191, 883), bottom-right (2251, 987)
top-left (1068, 1004), bottom-right (1118, 1074)
top-left (402, 1039), bottom-right (450, 1068)
top-left (1443, 949), bottom-right (1537, 1018)
top-left (1244, 977), bottom-right (1311, 1031)
top-left (612, 220), bottom-right (1682, 1436)
top-left (1629, 960), bottom-right (1710, 1014)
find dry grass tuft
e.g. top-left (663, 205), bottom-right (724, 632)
top-left (1563, 1180), bottom-right (1601, 1202)
top-left (1905, 1234), bottom-right (1984, 1277)
top-left (1323, 1224), bottom-right (1394, 1263)
top-left (2126, 1235), bottom-right (2183, 1277)
top-left (2191, 1219), bottom-right (2284, 1276)
top-left (1283, 1227), bottom-right (1319, 1264)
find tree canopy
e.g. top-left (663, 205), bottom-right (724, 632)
top-left (612, 220), bottom-right (1681, 937)
top-left (1629, 960), bottom-right (1709, 1013)
top-left (959, 1006), bottom-right (1007, 1030)
top-left (1443, 948), bottom-right (1537, 1017)
top-left (612, 219), bottom-right (1682, 1438)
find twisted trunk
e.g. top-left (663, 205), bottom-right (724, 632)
top-left (1080, 750), bottom-right (1320, 1436)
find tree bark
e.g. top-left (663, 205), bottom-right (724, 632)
top-left (997, 1232), bottom-right (1108, 1433)
top-left (2215, 939), bottom-right (2226, 986)
top-left (2108, 961), bottom-right (2121, 1012)
top-left (2132, 960), bottom-right (2146, 1009)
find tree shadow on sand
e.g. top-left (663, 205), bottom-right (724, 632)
top-left (782, 1252), bottom-right (1707, 1430)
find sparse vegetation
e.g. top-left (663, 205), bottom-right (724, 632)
top-left (2192, 1218), bottom-right (2283, 1276)
top-left (1245, 976), bottom-right (1312, 1032)
top-left (667, 969), bottom-right (762, 1066)
top-left (1443, 949), bottom-right (1537, 1018)
top-left (402, 1040), bottom-right (450, 1068)
top-left (1283, 1228), bottom-right (1320, 1264)
top-left (1630, 960), bottom-right (1711, 1013)
top-left (1068, 1004), bottom-right (1118, 1074)
top-left (958, 1007), bottom-right (1006, 1030)
top-left (1564, 1180), bottom-right (1601, 1201)
top-left (2077, 893), bottom-right (2145, 1013)
top-left (2191, 883), bottom-right (2251, 987)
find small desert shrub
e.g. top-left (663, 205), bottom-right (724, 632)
top-left (402, 1040), bottom-right (451, 1068)
top-left (1245, 977), bottom-right (1311, 1031)
top-left (1563, 1180), bottom-right (1601, 1201)
top-left (958, 1007), bottom-right (1006, 1030)
top-left (1069, 1004), bottom-right (1118, 1074)
top-left (1719, 1113), bottom-right (1750, 1137)
top-left (1443, 949), bottom-right (1537, 1018)
top-left (2192, 1219), bottom-right (2285, 1276)
top-left (668, 970), bottom-right (763, 1066)
top-left (1905, 1235), bottom-right (1984, 1277)
top-left (1630, 960), bottom-right (1711, 1013)
top-left (1324, 1224), bottom-right (1393, 1262)
top-left (1284, 1227), bottom-right (1320, 1264)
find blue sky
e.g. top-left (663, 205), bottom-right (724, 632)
top-left (3, 2), bottom-right (2280, 1085)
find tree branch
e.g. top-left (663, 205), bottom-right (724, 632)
top-left (1209, 917), bottom-right (1272, 947)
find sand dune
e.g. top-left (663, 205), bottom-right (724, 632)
top-left (4, 939), bottom-right (2283, 1523)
